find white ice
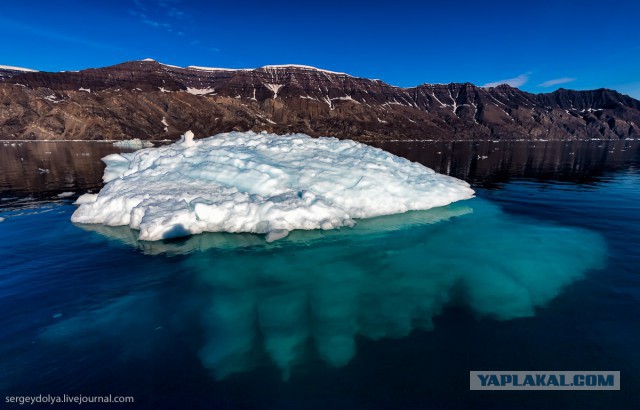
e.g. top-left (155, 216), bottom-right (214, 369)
top-left (112, 139), bottom-right (154, 149)
top-left (72, 131), bottom-right (474, 241)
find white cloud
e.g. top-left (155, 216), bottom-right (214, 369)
top-left (131, 0), bottom-right (190, 33)
top-left (538, 77), bottom-right (576, 87)
top-left (142, 19), bottom-right (171, 29)
top-left (483, 73), bottom-right (529, 88)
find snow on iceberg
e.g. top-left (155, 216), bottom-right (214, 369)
top-left (72, 131), bottom-right (474, 241)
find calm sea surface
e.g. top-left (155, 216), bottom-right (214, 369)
top-left (1, 139), bottom-right (639, 409)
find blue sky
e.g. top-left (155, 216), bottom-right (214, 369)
top-left (1, 0), bottom-right (639, 98)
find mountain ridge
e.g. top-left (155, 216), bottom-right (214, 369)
top-left (1, 59), bottom-right (638, 141)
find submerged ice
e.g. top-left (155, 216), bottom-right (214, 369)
top-left (50, 198), bottom-right (606, 381)
top-left (71, 131), bottom-right (474, 241)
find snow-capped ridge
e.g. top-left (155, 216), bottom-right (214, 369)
top-left (186, 65), bottom-right (253, 72)
top-left (0, 64), bottom-right (38, 72)
top-left (258, 64), bottom-right (352, 76)
top-left (138, 59), bottom-right (182, 69)
top-left (135, 60), bottom-right (352, 76)
top-left (185, 64), bottom-right (351, 76)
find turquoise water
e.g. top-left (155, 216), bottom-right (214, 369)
top-left (1, 140), bottom-right (639, 408)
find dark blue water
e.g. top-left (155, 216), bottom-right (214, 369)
top-left (1, 140), bottom-right (639, 409)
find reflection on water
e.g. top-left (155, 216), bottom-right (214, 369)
top-left (0, 140), bottom-right (639, 205)
top-left (369, 139), bottom-right (640, 187)
top-left (43, 198), bottom-right (605, 380)
top-left (0, 141), bottom-right (136, 200)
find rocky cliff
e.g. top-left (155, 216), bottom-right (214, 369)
top-left (1, 60), bottom-right (638, 141)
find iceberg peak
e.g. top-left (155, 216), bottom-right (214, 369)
top-left (179, 130), bottom-right (196, 146)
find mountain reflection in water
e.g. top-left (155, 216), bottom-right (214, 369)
top-left (1, 140), bottom-right (638, 203)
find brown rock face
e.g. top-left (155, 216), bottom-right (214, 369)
top-left (1, 60), bottom-right (638, 141)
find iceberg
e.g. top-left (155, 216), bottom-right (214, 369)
top-left (73, 131), bottom-right (474, 241)
top-left (56, 192), bottom-right (75, 198)
top-left (112, 138), bottom-right (154, 149)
